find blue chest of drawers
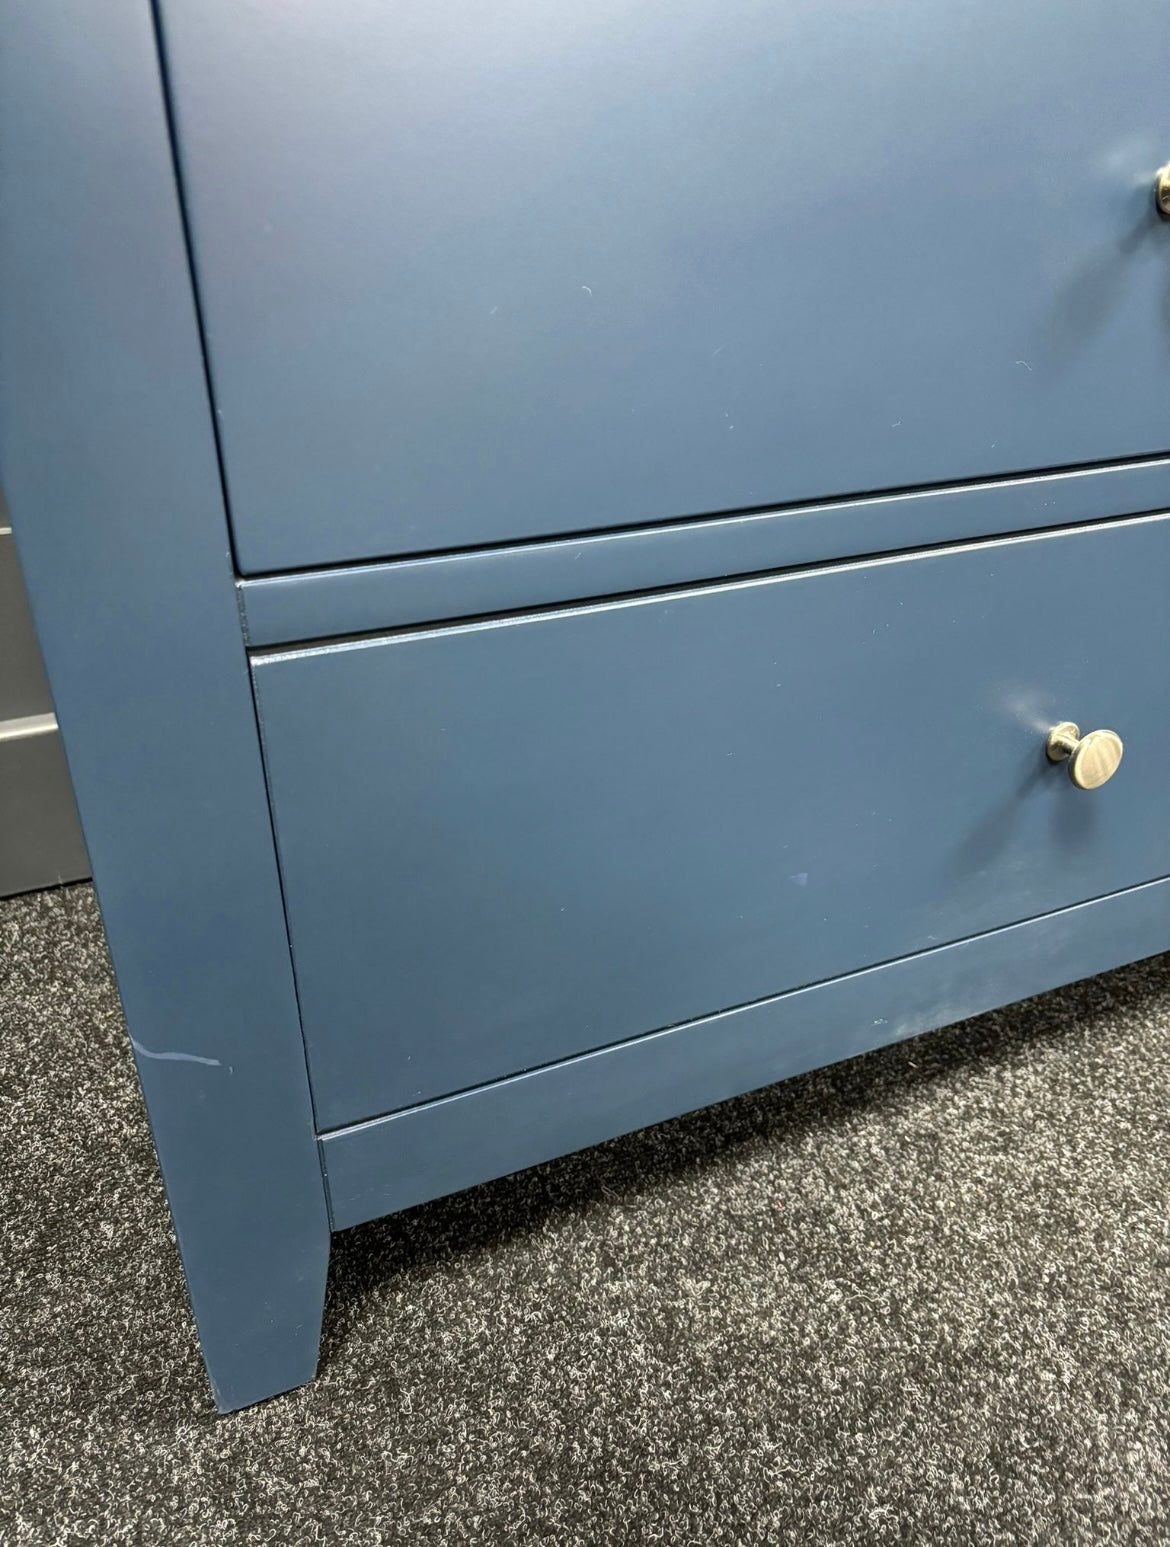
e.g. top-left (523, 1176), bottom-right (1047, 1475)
top-left (3, 0), bottom-right (1168, 1410)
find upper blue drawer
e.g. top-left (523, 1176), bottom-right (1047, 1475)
top-left (159, 0), bottom-right (1170, 574)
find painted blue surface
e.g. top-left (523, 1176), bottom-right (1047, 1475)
top-left (239, 457), bottom-right (1170, 647)
top-left (254, 516), bottom-right (1170, 1132)
top-left (322, 877), bottom-right (1170, 1229)
top-left (0, 0), bottom-right (330, 1412)
top-left (6, 0), bottom-right (1170, 1413)
top-left (157, 0), bottom-right (1170, 572)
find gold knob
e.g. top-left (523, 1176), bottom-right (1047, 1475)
top-left (1157, 163), bottom-right (1170, 220)
top-left (1046, 722), bottom-right (1123, 790)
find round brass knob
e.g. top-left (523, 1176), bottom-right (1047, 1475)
top-left (1157, 163), bottom-right (1170, 220)
top-left (1046, 722), bottom-right (1123, 790)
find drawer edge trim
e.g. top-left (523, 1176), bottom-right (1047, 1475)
top-left (320, 877), bottom-right (1170, 1231)
top-left (241, 457), bottom-right (1170, 646)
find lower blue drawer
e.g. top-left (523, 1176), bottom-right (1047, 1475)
top-left (252, 515), bottom-right (1170, 1131)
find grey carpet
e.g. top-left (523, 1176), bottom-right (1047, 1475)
top-left (2, 885), bottom-right (1169, 1546)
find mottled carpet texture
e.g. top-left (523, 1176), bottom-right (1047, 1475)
top-left (2, 886), bottom-right (1169, 1545)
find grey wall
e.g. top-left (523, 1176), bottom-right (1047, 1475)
top-left (0, 499), bottom-right (89, 896)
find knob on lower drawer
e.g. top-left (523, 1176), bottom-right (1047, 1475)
top-left (1046, 722), bottom-right (1123, 790)
top-left (1157, 163), bottom-right (1170, 219)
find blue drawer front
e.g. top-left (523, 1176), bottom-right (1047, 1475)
top-left (159, 0), bottom-right (1170, 573)
top-left (253, 517), bottom-right (1170, 1130)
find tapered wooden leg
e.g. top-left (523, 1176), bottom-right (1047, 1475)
top-left (139, 1035), bottom-right (332, 1410)
top-left (156, 1136), bottom-right (331, 1412)
top-left (0, 0), bottom-right (333, 1412)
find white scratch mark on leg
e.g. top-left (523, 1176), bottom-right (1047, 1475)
top-left (130, 1036), bottom-right (226, 1070)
